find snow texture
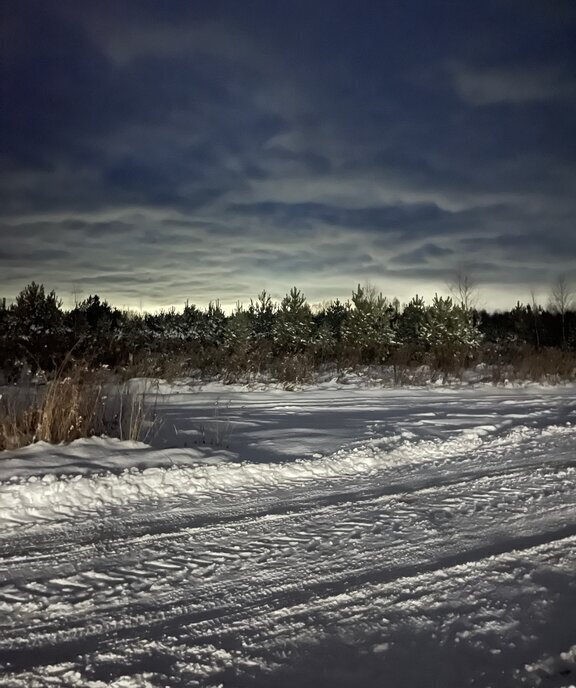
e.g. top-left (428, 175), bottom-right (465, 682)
top-left (0, 380), bottom-right (575, 687)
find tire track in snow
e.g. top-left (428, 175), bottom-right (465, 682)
top-left (1, 439), bottom-right (575, 580)
top-left (2, 527), bottom-right (576, 675)
top-left (1, 414), bottom-right (576, 685)
top-left (1, 455), bottom-right (575, 580)
top-left (1, 452), bottom-right (575, 653)
top-left (1, 422), bottom-right (574, 558)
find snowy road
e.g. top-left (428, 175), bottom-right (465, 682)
top-left (1, 383), bottom-right (576, 687)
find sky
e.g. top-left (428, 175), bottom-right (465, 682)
top-left (1, 0), bottom-right (576, 312)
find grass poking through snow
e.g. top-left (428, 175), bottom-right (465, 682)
top-left (0, 365), bottom-right (158, 451)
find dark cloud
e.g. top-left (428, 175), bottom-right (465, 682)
top-left (1, 0), bottom-right (575, 309)
top-left (461, 229), bottom-right (576, 261)
top-left (228, 201), bottom-right (447, 233)
top-left (0, 247), bottom-right (71, 264)
top-left (394, 243), bottom-right (454, 266)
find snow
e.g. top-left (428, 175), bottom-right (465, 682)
top-left (0, 380), bottom-right (575, 687)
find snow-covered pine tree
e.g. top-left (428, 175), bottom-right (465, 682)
top-left (248, 291), bottom-right (276, 348)
top-left (67, 295), bottom-right (123, 364)
top-left (424, 294), bottom-right (481, 371)
top-left (203, 301), bottom-right (228, 348)
top-left (396, 295), bottom-right (428, 349)
top-left (9, 282), bottom-right (67, 371)
top-left (272, 287), bottom-right (313, 355)
top-left (181, 302), bottom-right (205, 344)
top-left (342, 284), bottom-right (395, 364)
top-left (226, 303), bottom-right (251, 355)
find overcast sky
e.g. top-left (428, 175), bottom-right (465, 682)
top-left (1, 0), bottom-right (575, 311)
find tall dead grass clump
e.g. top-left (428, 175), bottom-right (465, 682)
top-left (0, 367), bottom-right (105, 450)
top-left (273, 353), bottom-right (315, 389)
top-left (512, 347), bottom-right (576, 382)
top-left (113, 380), bottom-right (159, 443)
top-left (0, 365), bottom-right (158, 451)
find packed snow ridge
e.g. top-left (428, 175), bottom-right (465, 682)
top-left (1, 381), bottom-right (576, 687)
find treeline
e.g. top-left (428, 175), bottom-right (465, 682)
top-left (0, 282), bottom-right (575, 383)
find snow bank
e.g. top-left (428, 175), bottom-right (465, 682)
top-left (1, 422), bottom-right (574, 531)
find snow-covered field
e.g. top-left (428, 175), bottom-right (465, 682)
top-left (1, 379), bottom-right (576, 687)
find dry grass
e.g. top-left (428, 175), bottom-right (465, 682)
top-left (272, 353), bottom-right (315, 389)
top-left (0, 372), bottom-right (103, 451)
top-left (486, 347), bottom-right (576, 384)
top-left (112, 380), bottom-right (160, 443)
top-left (0, 365), bottom-right (158, 451)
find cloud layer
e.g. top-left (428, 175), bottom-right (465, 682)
top-left (1, 0), bottom-right (575, 309)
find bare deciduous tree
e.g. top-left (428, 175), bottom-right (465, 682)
top-left (529, 288), bottom-right (541, 350)
top-left (549, 275), bottom-right (574, 348)
top-left (448, 269), bottom-right (478, 311)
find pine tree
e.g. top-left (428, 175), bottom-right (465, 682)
top-left (424, 295), bottom-right (481, 370)
top-left (248, 291), bottom-right (276, 347)
top-left (9, 282), bottom-right (66, 371)
top-left (396, 295), bottom-right (427, 348)
top-left (181, 302), bottom-right (205, 343)
top-left (203, 301), bottom-right (228, 347)
top-left (67, 294), bottom-right (123, 363)
top-left (342, 284), bottom-right (395, 363)
top-left (273, 287), bottom-right (313, 355)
